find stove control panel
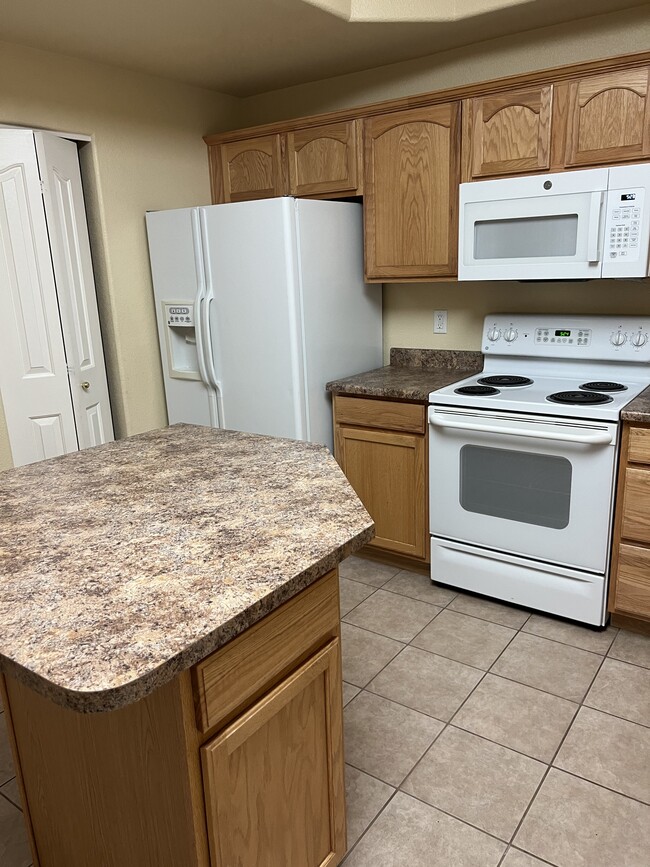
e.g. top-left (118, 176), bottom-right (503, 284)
top-left (483, 315), bottom-right (650, 362)
top-left (535, 328), bottom-right (591, 346)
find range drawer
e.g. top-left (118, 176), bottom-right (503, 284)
top-left (621, 467), bottom-right (650, 545)
top-left (614, 543), bottom-right (650, 619)
top-left (193, 570), bottom-right (339, 733)
top-left (334, 395), bottom-right (426, 434)
top-left (628, 426), bottom-right (650, 465)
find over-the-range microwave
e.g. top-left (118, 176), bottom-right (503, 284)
top-left (458, 162), bottom-right (650, 281)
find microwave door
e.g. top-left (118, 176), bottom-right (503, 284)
top-left (459, 171), bottom-right (607, 281)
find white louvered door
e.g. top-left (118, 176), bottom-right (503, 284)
top-left (0, 129), bottom-right (79, 465)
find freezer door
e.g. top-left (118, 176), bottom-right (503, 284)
top-left (146, 207), bottom-right (218, 427)
top-left (199, 198), bottom-right (308, 440)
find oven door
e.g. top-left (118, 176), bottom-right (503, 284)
top-left (458, 168), bottom-right (608, 281)
top-left (429, 407), bottom-right (618, 573)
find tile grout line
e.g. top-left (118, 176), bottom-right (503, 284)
top-left (501, 647), bottom-right (611, 862)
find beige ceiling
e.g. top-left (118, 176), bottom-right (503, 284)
top-left (1, 0), bottom-right (649, 97)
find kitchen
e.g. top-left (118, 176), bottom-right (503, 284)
top-left (2, 2), bottom-right (650, 866)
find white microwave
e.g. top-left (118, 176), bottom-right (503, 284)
top-left (458, 163), bottom-right (650, 281)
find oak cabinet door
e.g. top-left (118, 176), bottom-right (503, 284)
top-left (287, 120), bottom-right (362, 197)
top-left (335, 423), bottom-right (427, 559)
top-left (562, 68), bottom-right (650, 167)
top-left (364, 103), bottom-right (460, 279)
top-left (463, 86), bottom-right (552, 179)
top-left (216, 134), bottom-right (286, 202)
top-left (201, 640), bottom-right (346, 867)
top-left (613, 544), bottom-right (650, 620)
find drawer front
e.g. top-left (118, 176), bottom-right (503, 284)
top-left (614, 543), bottom-right (650, 620)
top-left (193, 570), bottom-right (339, 733)
top-left (334, 395), bottom-right (425, 434)
top-left (628, 426), bottom-right (650, 465)
top-left (621, 467), bottom-right (650, 545)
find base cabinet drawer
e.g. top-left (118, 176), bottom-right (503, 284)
top-left (613, 544), bottom-right (650, 619)
top-left (201, 640), bottom-right (346, 867)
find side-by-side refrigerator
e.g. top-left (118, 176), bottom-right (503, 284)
top-left (145, 197), bottom-right (382, 452)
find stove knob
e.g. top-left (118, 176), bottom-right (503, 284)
top-left (504, 327), bottom-right (518, 343)
top-left (487, 327), bottom-right (501, 342)
top-left (610, 330), bottom-right (627, 347)
top-left (631, 331), bottom-right (648, 348)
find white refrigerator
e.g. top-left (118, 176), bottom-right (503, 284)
top-left (146, 197), bottom-right (382, 452)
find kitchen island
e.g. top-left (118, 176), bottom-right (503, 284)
top-left (0, 424), bottom-right (373, 867)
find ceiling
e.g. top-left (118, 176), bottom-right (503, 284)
top-left (1, 0), bottom-right (648, 97)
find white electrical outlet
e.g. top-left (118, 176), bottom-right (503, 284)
top-left (434, 310), bottom-right (448, 334)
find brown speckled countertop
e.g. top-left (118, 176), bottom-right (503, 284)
top-left (622, 385), bottom-right (650, 422)
top-left (0, 425), bottom-right (373, 713)
top-left (326, 348), bottom-right (483, 402)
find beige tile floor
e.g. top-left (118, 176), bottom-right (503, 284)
top-left (339, 555), bottom-right (650, 867)
top-left (2, 555), bottom-right (649, 866)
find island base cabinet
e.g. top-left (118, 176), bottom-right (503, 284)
top-left (201, 640), bottom-right (346, 867)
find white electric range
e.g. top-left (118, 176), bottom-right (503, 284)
top-left (428, 314), bottom-right (650, 626)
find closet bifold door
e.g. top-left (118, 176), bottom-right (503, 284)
top-left (0, 129), bottom-right (79, 466)
top-left (35, 132), bottom-right (114, 450)
top-left (201, 640), bottom-right (346, 867)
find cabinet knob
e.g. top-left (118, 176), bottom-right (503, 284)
top-left (81, 381), bottom-right (91, 391)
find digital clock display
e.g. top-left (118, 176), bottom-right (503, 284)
top-left (555, 330), bottom-right (571, 337)
top-left (621, 193), bottom-right (637, 201)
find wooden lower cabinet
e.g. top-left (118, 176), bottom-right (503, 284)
top-left (2, 570), bottom-right (346, 867)
top-left (201, 640), bottom-right (345, 867)
top-left (609, 423), bottom-right (650, 631)
top-left (333, 395), bottom-right (428, 563)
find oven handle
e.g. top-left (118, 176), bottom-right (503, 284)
top-left (430, 416), bottom-right (614, 445)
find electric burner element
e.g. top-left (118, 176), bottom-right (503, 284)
top-left (478, 375), bottom-right (534, 387)
top-left (454, 385), bottom-right (500, 396)
top-left (547, 391), bottom-right (614, 405)
top-left (580, 381), bottom-right (628, 392)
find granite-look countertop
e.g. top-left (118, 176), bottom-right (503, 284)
top-left (0, 425), bottom-right (373, 713)
top-left (622, 385), bottom-right (650, 422)
top-left (326, 348), bottom-right (483, 402)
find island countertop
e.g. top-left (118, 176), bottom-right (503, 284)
top-left (0, 424), bottom-right (373, 713)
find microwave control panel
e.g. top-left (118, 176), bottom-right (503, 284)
top-left (604, 187), bottom-right (645, 262)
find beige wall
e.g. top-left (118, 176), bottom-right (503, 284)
top-left (238, 7), bottom-right (650, 361)
top-left (0, 41), bottom-right (238, 471)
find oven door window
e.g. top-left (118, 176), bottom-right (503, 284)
top-left (474, 214), bottom-right (579, 260)
top-left (459, 445), bottom-right (572, 529)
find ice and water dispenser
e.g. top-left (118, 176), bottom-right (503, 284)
top-left (161, 303), bottom-right (201, 381)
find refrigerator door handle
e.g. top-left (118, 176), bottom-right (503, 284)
top-left (198, 209), bottom-right (225, 428)
top-left (192, 211), bottom-right (220, 428)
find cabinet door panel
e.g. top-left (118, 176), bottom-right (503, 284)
top-left (564, 68), bottom-right (650, 166)
top-left (465, 86), bottom-right (552, 179)
top-left (614, 543), bottom-right (650, 619)
top-left (218, 135), bottom-right (285, 202)
top-left (621, 466), bottom-right (650, 545)
top-left (364, 103), bottom-right (460, 279)
top-left (288, 120), bottom-right (361, 197)
top-left (201, 640), bottom-right (345, 867)
top-left (336, 424), bottom-right (426, 559)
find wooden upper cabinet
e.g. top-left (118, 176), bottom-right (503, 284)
top-left (215, 134), bottom-right (286, 203)
top-left (463, 86), bottom-right (552, 180)
top-left (287, 120), bottom-right (362, 197)
top-left (561, 67), bottom-right (650, 167)
top-left (364, 103), bottom-right (460, 279)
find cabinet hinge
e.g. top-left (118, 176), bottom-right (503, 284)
top-left (40, 180), bottom-right (46, 196)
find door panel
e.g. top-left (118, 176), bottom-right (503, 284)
top-left (201, 640), bottom-right (346, 867)
top-left (287, 121), bottom-right (362, 197)
top-left (0, 130), bottom-right (78, 466)
top-left (35, 132), bottom-right (114, 450)
top-left (218, 135), bottom-right (285, 202)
